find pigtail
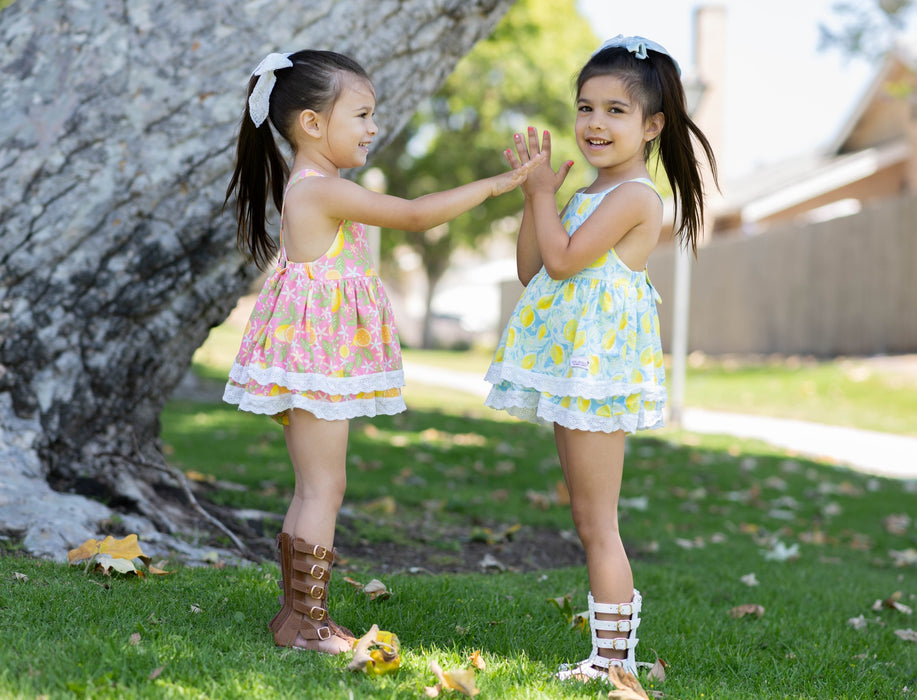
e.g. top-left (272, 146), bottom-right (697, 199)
top-left (224, 75), bottom-right (288, 271)
top-left (654, 58), bottom-right (718, 255)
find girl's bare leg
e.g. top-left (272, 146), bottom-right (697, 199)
top-left (281, 408), bottom-right (351, 654)
top-left (556, 425), bottom-right (632, 661)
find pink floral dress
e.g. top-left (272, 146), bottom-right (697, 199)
top-left (223, 169), bottom-right (405, 423)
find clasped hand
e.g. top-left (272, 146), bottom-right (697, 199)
top-left (504, 126), bottom-right (573, 198)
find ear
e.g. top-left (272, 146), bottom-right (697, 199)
top-left (298, 109), bottom-right (323, 138)
top-left (644, 112), bottom-right (664, 143)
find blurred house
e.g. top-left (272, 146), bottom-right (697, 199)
top-left (711, 46), bottom-right (917, 237)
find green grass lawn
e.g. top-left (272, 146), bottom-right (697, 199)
top-left (3, 325), bottom-right (916, 698)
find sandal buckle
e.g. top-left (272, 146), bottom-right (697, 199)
top-left (317, 625), bottom-right (332, 640)
top-left (618, 603), bottom-right (632, 615)
top-left (309, 584), bottom-right (325, 600)
top-left (309, 606), bottom-right (326, 621)
top-left (311, 545), bottom-right (329, 560)
top-left (309, 564), bottom-right (327, 580)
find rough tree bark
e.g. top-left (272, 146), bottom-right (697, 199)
top-left (0, 0), bottom-right (514, 561)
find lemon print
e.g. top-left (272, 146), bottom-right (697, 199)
top-left (577, 199), bottom-right (590, 215)
top-left (646, 400), bottom-right (656, 411)
top-left (330, 369), bottom-right (345, 378)
top-left (589, 253), bottom-right (608, 268)
top-left (601, 291), bottom-right (613, 312)
top-left (243, 320), bottom-right (252, 336)
top-left (521, 354), bottom-right (536, 369)
top-left (588, 355), bottom-right (600, 375)
top-left (325, 269), bottom-right (342, 281)
top-left (619, 312), bottom-right (629, 330)
top-left (602, 328), bottom-right (616, 350)
top-left (560, 396), bottom-right (572, 408)
top-left (550, 344), bottom-right (564, 365)
top-left (654, 350), bottom-right (664, 367)
top-left (563, 319), bottom-right (577, 342)
top-left (506, 327), bottom-right (516, 347)
top-left (339, 346), bottom-right (350, 359)
top-left (632, 369), bottom-right (643, 383)
top-left (626, 394), bottom-right (639, 413)
top-left (577, 397), bottom-right (591, 412)
top-left (353, 328), bottom-right (372, 347)
top-left (563, 282), bottom-right (575, 302)
top-left (269, 384), bottom-right (290, 397)
top-left (381, 324), bottom-right (393, 343)
top-left (330, 288), bottom-right (342, 313)
top-left (537, 324), bottom-right (547, 340)
top-left (382, 388), bottom-right (401, 398)
top-left (519, 305), bottom-right (535, 327)
top-left (274, 324), bottom-right (295, 342)
top-left (596, 404), bottom-right (612, 417)
top-left (494, 347), bottom-right (504, 362)
top-left (327, 231), bottom-right (344, 258)
top-left (642, 315), bottom-right (651, 333)
top-left (640, 347), bottom-right (653, 367)
top-left (637, 286), bottom-right (645, 300)
top-left (536, 295), bottom-right (553, 310)
top-left (573, 330), bottom-right (585, 349)
top-left (307, 326), bottom-right (317, 344)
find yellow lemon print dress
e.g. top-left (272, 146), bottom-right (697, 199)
top-left (224, 169), bottom-right (405, 423)
top-left (485, 179), bottom-right (665, 433)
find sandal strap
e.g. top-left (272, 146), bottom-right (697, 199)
top-left (589, 591), bottom-right (642, 616)
top-left (593, 618), bottom-right (637, 632)
top-left (292, 539), bottom-right (335, 562)
top-left (593, 636), bottom-right (636, 651)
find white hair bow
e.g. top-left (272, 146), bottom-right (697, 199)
top-left (594, 35), bottom-right (681, 75)
top-left (248, 52), bottom-right (294, 127)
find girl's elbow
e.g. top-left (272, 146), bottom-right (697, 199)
top-left (543, 262), bottom-right (571, 280)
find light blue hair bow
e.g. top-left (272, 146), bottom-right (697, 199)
top-left (593, 35), bottom-right (681, 75)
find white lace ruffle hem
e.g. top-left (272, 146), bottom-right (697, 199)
top-left (223, 384), bottom-right (406, 421)
top-left (485, 388), bottom-right (664, 434)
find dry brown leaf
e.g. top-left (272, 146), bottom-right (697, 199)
top-left (363, 579), bottom-right (391, 601)
top-left (129, 632), bottom-right (141, 646)
top-left (894, 628), bottom-right (917, 643)
top-left (883, 513), bottom-right (911, 535)
top-left (12, 572), bottom-right (29, 583)
top-left (646, 651), bottom-right (667, 683)
top-left (429, 660), bottom-right (480, 697)
top-left (607, 666), bottom-right (649, 699)
top-left (423, 686), bottom-right (441, 698)
top-left (729, 604), bottom-right (765, 619)
top-left (872, 592), bottom-right (913, 615)
top-left (469, 650), bottom-right (486, 671)
top-left (347, 624), bottom-right (380, 673)
top-left (148, 666), bottom-right (164, 681)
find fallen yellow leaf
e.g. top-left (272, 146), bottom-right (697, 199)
top-left (68, 534), bottom-right (146, 565)
top-left (429, 659), bottom-right (480, 697)
top-left (469, 650), bottom-right (486, 671)
top-left (347, 624), bottom-right (401, 675)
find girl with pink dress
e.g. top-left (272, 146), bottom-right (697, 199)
top-left (223, 49), bottom-right (541, 655)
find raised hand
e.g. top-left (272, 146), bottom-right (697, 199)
top-left (489, 149), bottom-right (548, 197)
top-left (505, 127), bottom-right (573, 198)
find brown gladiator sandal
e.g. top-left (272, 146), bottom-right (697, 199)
top-left (272, 538), bottom-right (354, 652)
top-left (269, 534), bottom-right (355, 641)
top-left (268, 532), bottom-right (293, 634)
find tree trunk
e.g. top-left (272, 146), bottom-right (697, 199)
top-left (0, 0), bottom-right (514, 561)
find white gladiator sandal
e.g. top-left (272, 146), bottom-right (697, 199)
top-left (555, 589), bottom-right (642, 682)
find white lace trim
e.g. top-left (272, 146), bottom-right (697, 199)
top-left (228, 362), bottom-right (404, 395)
top-left (485, 363), bottom-right (667, 402)
top-left (223, 384), bottom-right (406, 420)
top-left (485, 388), bottom-right (664, 434)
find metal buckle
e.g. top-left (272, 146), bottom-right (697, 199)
top-left (309, 564), bottom-right (327, 580)
top-left (311, 545), bottom-right (329, 560)
top-left (309, 606), bottom-right (327, 621)
top-left (317, 625), bottom-right (332, 640)
top-left (618, 604), bottom-right (632, 615)
top-left (309, 585), bottom-right (325, 599)
top-left (612, 638), bottom-right (629, 651)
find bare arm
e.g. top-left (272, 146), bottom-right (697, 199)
top-left (293, 154), bottom-right (545, 234)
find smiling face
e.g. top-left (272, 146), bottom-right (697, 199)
top-left (323, 73), bottom-right (378, 169)
top-left (575, 74), bottom-right (662, 179)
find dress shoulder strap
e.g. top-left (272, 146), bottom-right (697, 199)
top-left (279, 169), bottom-right (326, 259)
top-left (624, 177), bottom-right (663, 202)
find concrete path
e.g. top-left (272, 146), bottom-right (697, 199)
top-left (403, 361), bottom-right (917, 481)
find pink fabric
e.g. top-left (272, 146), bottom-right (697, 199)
top-left (223, 169), bottom-right (405, 422)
